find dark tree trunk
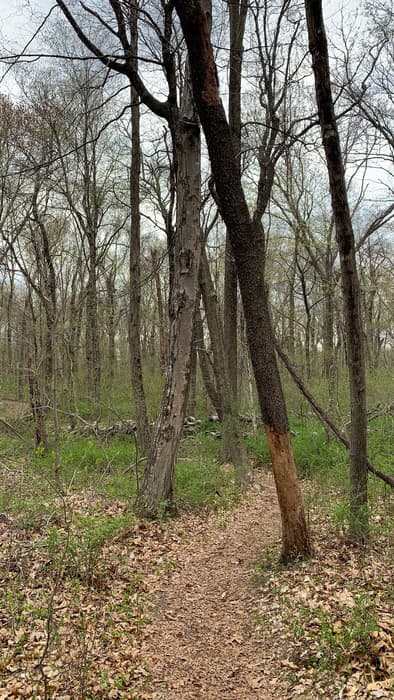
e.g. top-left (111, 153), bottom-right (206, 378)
top-left (224, 0), bottom-right (248, 405)
top-left (174, 0), bottom-right (311, 561)
top-left (28, 351), bottom-right (47, 451)
top-left (305, 0), bottom-right (368, 541)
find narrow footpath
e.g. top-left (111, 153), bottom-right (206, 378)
top-left (140, 474), bottom-right (289, 699)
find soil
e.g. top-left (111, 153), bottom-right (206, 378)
top-left (139, 473), bottom-right (287, 699)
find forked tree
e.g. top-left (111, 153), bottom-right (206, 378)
top-left (174, 0), bottom-right (312, 561)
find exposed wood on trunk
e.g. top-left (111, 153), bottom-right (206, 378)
top-left (174, 0), bottom-right (311, 560)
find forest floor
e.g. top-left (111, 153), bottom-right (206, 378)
top-left (0, 464), bottom-right (393, 699)
top-left (138, 472), bottom-right (284, 699)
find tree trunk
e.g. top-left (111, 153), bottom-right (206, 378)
top-left (200, 246), bottom-right (247, 478)
top-left (28, 351), bottom-right (47, 451)
top-left (137, 61), bottom-right (202, 517)
top-left (151, 247), bottom-right (167, 375)
top-left (85, 246), bottom-right (100, 400)
top-left (305, 0), bottom-right (368, 541)
top-left (175, 0), bottom-right (311, 561)
top-left (223, 0), bottom-right (248, 405)
top-left (195, 304), bottom-right (221, 417)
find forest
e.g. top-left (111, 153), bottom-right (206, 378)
top-left (0, 0), bottom-right (393, 698)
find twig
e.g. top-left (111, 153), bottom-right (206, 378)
top-left (0, 417), bottom-right (28, 442)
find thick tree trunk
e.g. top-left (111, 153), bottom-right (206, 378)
top-left (305, 0), bottom-right (368, 542)
top-left (128, 70), bottom-right (151, 456)
top-left (137, 63), bottom-right (202, 517)
top-left (175, 0), bottom-right (311, 561)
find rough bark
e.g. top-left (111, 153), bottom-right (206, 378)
top-left (224, 0), bottom-right (248, 404)
top-left (174, 0), bottom-right (311, 560)
top-left (137, 60), bottom-right (202, 517)
top-left (305, 0), bottom-right (369, 541)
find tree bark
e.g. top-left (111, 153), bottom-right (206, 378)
top-left (85, 245), bottom-right (100, 400)
top-left (194, 304), bottom-right (221, 417)
top-left (137, 60), bottom-right (202, 517)
top-left (305, 0), bottom-right (369, 541)
top-left (174, 0), bottom-right (311, 561)
top-left (28, 351), bottom-right (47, 451)
top-left (199, 246), bottom-right (247, 478)
top-left (224, 0), bottom-right (248, 405)
top-left (151, 247), bottom-right (167, 375)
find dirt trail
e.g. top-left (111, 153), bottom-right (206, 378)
top-left (140, 473), bottom-right (288, 699)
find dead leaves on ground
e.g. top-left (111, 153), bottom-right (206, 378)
top-left (0, 482), bottom-right (392, 699)
top-left (253, 509), bottom-right (393, 699)
top-left (0, 491), bottom-right (196, 699)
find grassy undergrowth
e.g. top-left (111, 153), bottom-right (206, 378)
top-left (0, 394), bottom-right (392, 698)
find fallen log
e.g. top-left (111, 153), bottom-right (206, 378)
top-left (71, 419), bottom-right (137, 437)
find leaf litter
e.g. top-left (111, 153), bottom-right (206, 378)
top-left (0, 470), bottom-right (392, 698)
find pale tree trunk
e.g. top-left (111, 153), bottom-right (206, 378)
top-left (287, 236), bottom-right (299, 359)
top-left (175, 0), bottom-right (311, 561)
top-left (137, 62), bottom-right (202, 517)
top-left (128, 6), bottom-right (151, 456)
top-left (105, 269), bottom-right (116, 386)
top-left (6, 270), bottom-right (14, 374)
top-left (150, 247), bottom-right (167, 375)
top-left (194, 304), bottom-right (222, 418)
top-left (85, 247), bottom-right (100, 400)
top-left (305, 0), bottom-right (368, 541)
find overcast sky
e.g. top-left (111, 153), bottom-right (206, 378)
top-left (0, 0), bottom-right (364, 91)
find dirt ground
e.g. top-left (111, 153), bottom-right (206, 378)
top-left (139, 474), bottom-right (287, 699)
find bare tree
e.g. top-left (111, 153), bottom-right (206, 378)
top-left (174, 0), bottom-right (311, 561)
top-left (305, 0), bottom-right (368, 541)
